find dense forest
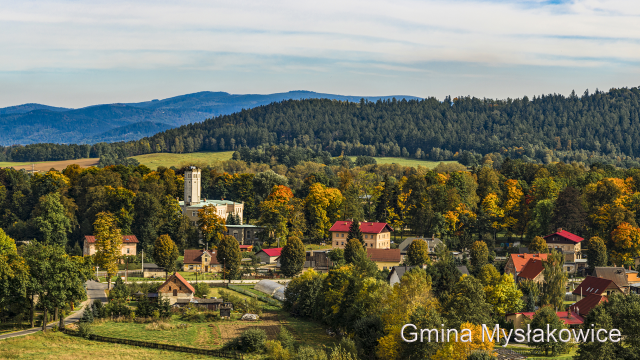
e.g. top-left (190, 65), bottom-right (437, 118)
top-left (2, 87), bottom-right (640, 168)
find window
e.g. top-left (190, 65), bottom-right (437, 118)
top-left (365, 235), bottom-right (368, 239)
top-left (341, 242), bottom-right (344, 246)
top-left (342, 233), bottom-right (345, 237)
top-left (189, 265), bottom-right (193, 270)
top-left (192, 211), bottom-right (196, 216)
top-left (127, 248), bottom-right (130, 254)
top-left (335, 242), bottom-right (338, 245)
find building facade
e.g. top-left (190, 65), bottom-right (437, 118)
top-left (183, 249), bottom-right (221, 273)
top-left (330, 221), bottom-right (393, 249)
top-left (157, 273), bottom-right (195, 305)
top-left (83, 235), bottom-right (138, 257)
top-left (225, 225), bottom-right (264, 245)
top-left (544, 228), bottom-right (583, 260)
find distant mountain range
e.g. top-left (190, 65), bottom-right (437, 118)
top-left (0, 91), bottom-right (421, 145)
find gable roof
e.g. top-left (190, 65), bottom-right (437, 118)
top-left (258, 248), bottom-right (283, 257)
top-left (159, 273), bottom-right (195, 294)
top-left (398, 237), bottom-right (442, 254)
top-left (509, 253), bottom-right (548, 273)
top-left (389, 265), bottom-right (418, 281)
top-left (517, 258), bottom-right (545, 280)
top-left (183, 249), bottom-right (219, 265)
top-left (456, 265), bottom-right (470, 276)
top-left (367, 248), bottom-right (401, 262)
top-left (511, 311), bottom-right (584, 326)
top-left (593, 267), bottom-right (629, 288)
top-left (543, 229), bottom-right (584, 243)
top-left (84, 235), bottom-right (139, 243)
top-left (329, 221), bottom-right (393, 234)
top-left (572, 276), bottom-right (622, 296)
top-left (569, 294), bottom-right (608, 316)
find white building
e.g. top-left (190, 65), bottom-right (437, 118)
top-left (180, 167), bottom-right (244, 225)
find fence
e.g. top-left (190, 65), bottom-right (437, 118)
top-left (227, 285), bottom-right (282, 307)
top-left (63, 329), bottom-right (243, 359)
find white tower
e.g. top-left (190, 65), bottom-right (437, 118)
top-left (184, 167), bottom-right (201, 206)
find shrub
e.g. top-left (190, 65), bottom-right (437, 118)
top-left (91, 300), bottom-right (105, 319)
top-left (105, 301), bottom-right (131, 318)
top-left (239, 328), bottom-right (267, 353)
top-left (81, 306), bottom-right (94, 323)
top-left (294, 346), bottom-right (328, 360)
top-left (77, 322), bottom-right (93, 339)
top-left (192, 282), bottom-right (210, 298)
top-left (467, 351), bottom-right (494, 360)
top-left (265, 340), bottom-right (291, 360)
top-left (145, 321), bottom-right (175, 331)
top-left (337, 338), bottom-right (357, 358)
top-left (328, 345), bottom-right (356, 360)
top-left (277, 326), bottom-right (295, 350)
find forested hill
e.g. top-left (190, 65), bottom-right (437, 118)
top-left (3, 87), bottom-right (640, 168)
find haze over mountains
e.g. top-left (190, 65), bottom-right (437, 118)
top-left (0, 91), bottom-right (421, 146)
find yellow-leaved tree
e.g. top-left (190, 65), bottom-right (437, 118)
top-left (94, 211), bottom-right (123, 290)
top-left (610, 222), bottom-right (640, 266)
top-left (197, 205), bottom-right (227, 248)
top-left (433, 322), bottom-right (495, 360)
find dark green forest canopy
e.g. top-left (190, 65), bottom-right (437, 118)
top-left (2, 87), bottom-right (640, 167)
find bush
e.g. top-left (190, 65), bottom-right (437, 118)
top-left (91, 300), bottom-right (105, 319)
top-left (467, 351), bottom-right (494, 360)
top-left (77, 322), bottom-right (93, 339)
top-left (277, 326), bottom-right (295, 350)
top-left (239, 328), bottom-right (267, 353)
top-left (265, 340), bottom-right (291, 360)
top-left (104, 301), bottom-right (131, 318)
top-left (294, 346), bottom-right (328, 360)
top-left (353, 316), bottom-right (384, 359)
top-left (328, 345), bottom-right (356, 360)
top-left (192, 282), bottom-right (210, 298)
top-left (337, 338), bottom-right (357, 358)
top-left (81, 306), bottom-right (94, 323)
top-left (145, 321), bottom-right (175, 331)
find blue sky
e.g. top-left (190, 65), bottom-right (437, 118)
top-left (0, 0), bottom-right (639, 108)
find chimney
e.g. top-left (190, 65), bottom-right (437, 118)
top-left (432, 234), bottom-right (435, 240)
top-left (558, 228), bottom-right (563, 232)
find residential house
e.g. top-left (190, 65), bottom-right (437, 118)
top-left (256, 248), bottom-right (282, 264)
top-left (627, 268), bottom-right (640, 286)
top-left (516, 258), bottom-right (545, 284)
top-left (366, 248), bottom-right (402, 270)
top-left (593, 267), bottom-right (630, 294)
top-left (507, 311), bottom-right (584, 329)
top-left (183, 249), bottom-right (221, 273)
top-left (226, 225), bottom-right (264, 245)
top-left (180, 167), bottom-right (244, 226)
top-left (505, 253), bottom-right (548, 279)
top-left (388, 265), bottom-right (422, 286)
top-left (330, 221), bottom-right (393, 249)
top-left (543, 228), bottom-right (583, 261)
top-left (143, 263), bottom-right (166, 278)
top-left (83, 235), bottom-right (138, 257)
top-left (158, 273), bottom-right (195, 305)
top-left (572, 276), bottom-right (624, 301)
top-left (568, 294), bottom-right (608, 317)
top-left (398, 236), bottom-right (442, 258)
top-left (239, 245), bottom-right (253, 252)
top-left (303, 250), bottom-right (333, 272)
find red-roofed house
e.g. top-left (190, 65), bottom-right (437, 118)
top-left (330, 221), bottom-right (393, 250)
top-left (544, 228), bottom-right (584, 260)
top-left (569, 294), bottom-right (608, 317)
top-left (183, 249), bottom-right (220, 273)
top-left (507, 311), bottom-right (584, 329)
top-left (366, 248), bottom-right (402, 270)
top-left (256, 248), bottom-right (283, 264)
top-left (572, 276), bottom-right (623, 301)
top-left (158, 273), bottom-right (195, 305)
top-left (83, 235), bottom-right (138, 257)
top-left (505, 253), bottom-right (548, 278)
top-left (239, 245), bottom-right (253, 252)
top-left (517, 258), bottom-right (545, 284)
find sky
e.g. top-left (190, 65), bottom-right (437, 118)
top-left (1, 0), bottom-right (640, 108)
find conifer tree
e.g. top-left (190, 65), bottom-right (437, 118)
top-left (346, 220), bottom-right (363, 242)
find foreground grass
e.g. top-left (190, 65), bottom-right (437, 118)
top-left (130, 152), bottom-right (235, 169)
top-left (0, 331), bottom-right (217, 360)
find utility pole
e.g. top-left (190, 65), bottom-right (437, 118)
top-left (125, 256), bottom-right (128, 283)
top-left (223, 257), bottom-right (226, 285)
top-left (96, 266), bottom-right (99, 280)
top-left (141, 249), bottom-right (144, 274)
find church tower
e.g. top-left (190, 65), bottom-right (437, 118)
top-left (184, 166), bottom-right (201, 206)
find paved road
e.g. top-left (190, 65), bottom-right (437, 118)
top-left (0, 280), bottom-right (107, 341)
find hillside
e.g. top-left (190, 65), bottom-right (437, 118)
top-left (0, 91), bottom-right (421, 145)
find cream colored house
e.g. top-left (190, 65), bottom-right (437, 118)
top-left (182, 249), bottom-right (222, 273)
top-left (180, 167), bottom-right (244, 225)
top-left (330, 221), bottom-right (393, 249)
top-left (83, 235), bottom-right (138, 257)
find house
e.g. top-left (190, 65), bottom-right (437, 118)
top-left (456, 266), bottom-right (470, 276)
top-left (143, 263), bottom-right (166, 278)
top-left (388, 265), bottom-right (423, 286)
top-left (543, 228), bottom-right (584, 260)
top-left (303, 250), bottom-right (333, 272)
top-left (507, 311), bottom-right (584, 329)
top-left (172, 297), bottom-right (225, 310)
top-left (183, 249), bottom-right (221, 273)
top-left (180, 167), bottom-right (244, 226)
top-left (256, 248), bottom-right (282, 264)
top-left (158, 273), bottom-right (195, 305)
top-left (568, 294), bottom-right (608, 317)
top-left (516, 258), bottom-right (545, 284)
top-left (398, 236), bottom-right (442, 257)
top-left (627, 268), bottom-right (640, 286)
top-left (239, 245), bottom-right (254, 252)
top-left (593, 267), bottom-right (629, 294)
top-left (83, 235), bottom-right (138, 257)
top-left (226, 225), bottom-right (264, 246)
top-left (572, 276), bottom-right (624, 301)
top-left (330, 221), bottom-right (393, 249)
top-left (505, 253), bottom-right (548, 278)
top-left (366, 248), bottom-right (402, 270)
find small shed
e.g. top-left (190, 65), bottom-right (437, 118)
top-left (143, 263), bottom-right (166, 278)
top-left (254, 280), bottom-right (287, 301)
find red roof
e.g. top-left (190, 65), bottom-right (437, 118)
top-left (513, 311), bottom-right (584, 326)
top-left (517, 258), bottom-right (545, 280)
top-left (84, 235), bottom-right (138, 243)
top-left (544, 230), bottom-right (584, 243)
top-left (183, 249), bottom-right (219, 265)
top-left (329, 221), bottom-right (393, 234)
top-left (573, 276), bottom-right (621, 296)
top-left (367, 248), bottom-right (402, 262)
top-left (569, 294), bottom-right (608, 316)
top-left (509, 253), bottom-right (548, 273)
top-left (160, 273), bottom-right (195, 294)
top-left (260, 248), bottom-right (283, 257)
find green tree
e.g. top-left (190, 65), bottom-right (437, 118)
top-left (528, 306), bottom-right (568, 356)
top-left (327, 248), bottom-right (345, 268)
top-left (280, 235), bottom-right (305, 277)
top-left (406, 238), bottom-right (430, 266)
top-left (93, 212), bottom-right (123, 290)
top-left (153, 234), bottom-right (179, 279)
top-left (0, 229), bottom-right (29, 326)
top-left (344, 238), bottom-right (365, 264)
top-left (217, 235), bottom-right (241, 280)
top-left (192, 282), bottom-right (210, 298)
top-left (283, 269), bottom-right (325, 318)
top-left (32, 193), bottom-right (72, 246)
top-left (441, 275), bottom-right (492, 328)
top-left (519, 278), bottom-right (541, 312)
top-left (587, 236), bottom-right (608, 270)
top-left (550, 186), bottom-right (586, 236)
top-left (470, 241), bottom-right (489, 274)
top-left (541, 250), bottom-right (567, 310)
top-left (529, 236), bottom-right (549, 253)
top-left (574, 305), bottom-right (619, 360)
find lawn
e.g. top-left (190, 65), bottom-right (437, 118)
top-left (130, 152), bottom-right (235, 170)
top-left (0, 158), bottom-right (99, 171)
top-left (0, 331), bottom-right (218, 360)
top-left (349, 156), bottom-right (460, 168)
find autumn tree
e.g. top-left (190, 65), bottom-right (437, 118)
top-left (305, 183), bottom-right (343, 241)
top-left (610, 222), bottom-right (640, 266)
top-left (0, 229), bottom-right (29, 326)
top-left (406, 239), bottom-right (430, 266)
top-left (587, 236), bottom-right (608, 269)
top-left (197, 205), bottom-right (227, 248)
top-left (280, 235), bottom-right (305, 277)
top-left (433, 322), bottom-right (494, 360)
top-left (470, 241), bottom-right (489, 274)
top-left (529, 236), bottom-right (548, 253)
top-left (93, 212), bottom-right (123, 289)
top-left (258, 185), bottom-right (294, 247)
top-left (440, 275), bottom-right (492, 328)
top-left (154, 234), bottom-right (179, 279)
top-left (216, 235), bottom-right (241, 280)
top-left (541, 250), bottom-right (567, 311)
top-left (483, 273), bottom-right (524, 316)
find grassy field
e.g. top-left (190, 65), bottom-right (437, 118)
top-left (349, 156), bottom-right (459, 168)
top-left (0, 158), bottom-right (99, 171)
top-left (130, 152), bottom-right (235, 170)
top-left (0, 331), bottom-right (218, 360)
